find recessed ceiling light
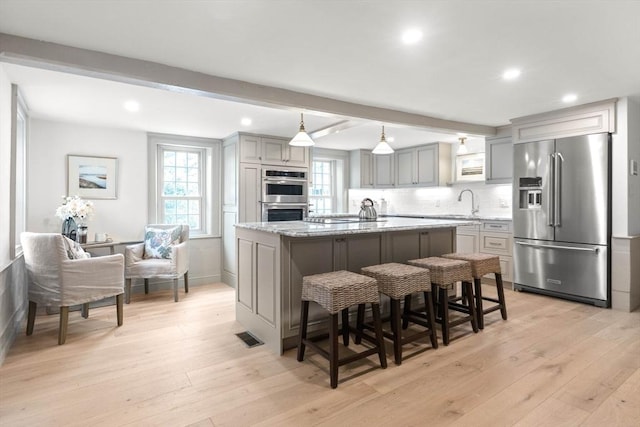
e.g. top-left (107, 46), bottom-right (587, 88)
top-left (402, 28), bottom-right (423, 45)
top-left (241, 117), bottom-right (252, 126)
top-left (123, 100), bottom-right (140, 112)
top-left (562, 93), bottom-right (577, 103)
top-left (502, 68), bottom-right (521, 80)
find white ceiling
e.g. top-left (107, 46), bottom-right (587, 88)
top-left (1, 1), bottom-right (639, 150)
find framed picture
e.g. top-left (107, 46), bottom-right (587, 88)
top-left (67, 155), bottom-right (118, 199)
top-left (456, 152), bottom-right (485, 182)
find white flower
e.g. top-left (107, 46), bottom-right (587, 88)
top-left (55, 195), bottom-right (95, 221)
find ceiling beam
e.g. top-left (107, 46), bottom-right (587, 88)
top-left (0, 33), bottom-right (497, 136)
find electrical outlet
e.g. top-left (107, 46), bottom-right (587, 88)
top-left (500, 199), bottom-right (508, 208)
top-left (435, 200), bottom-right (440, 207)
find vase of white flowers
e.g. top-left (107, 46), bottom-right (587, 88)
top-left (56, 196), bottom-right (95, 243)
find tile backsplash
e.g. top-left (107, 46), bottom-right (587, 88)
top-left (348, 183), bottom-right (513, 218)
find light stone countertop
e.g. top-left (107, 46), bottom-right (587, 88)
top-left (234, 217), bottom-right (478, 238)
top-left (308, 213), bottom-right (512, 222)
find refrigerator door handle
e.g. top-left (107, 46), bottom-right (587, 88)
top-left (548, 153), bottom-right (555, 226)
top-left (554, 152), bottom-right (563, 226)
top-left (515, 241), bottom-right (600, 253)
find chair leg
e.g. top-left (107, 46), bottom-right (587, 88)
top-left (329, 313), bottom-right (339, 389)
top-left (297, 300), bottom-right (309, 362)
top-left (26, 301), bottom-right (37, 336)
top-left (125, 278), bottom-right (132, 304)
top-left (341, 308), bottom-right (350, 346)
top-left (184, 272), bottom-right (189, 293)
top-left (424, 291), bottom-right (438, 349)
top-left (402, 294), bottom-right (412, 329)
top-left (173, 278), bottom-right (179, 302)
top-left (474, 278), bottom-right (484, 329)
top-left (390, 298), bottom-right (403, 365)
top-left (354, 303), bottom-right (365, 345)
top-left (439, 287), bottom-right (450, 346)
top-left (116, 294), bottom-right (124, 326)
top-left (463, 281), bottom-right (479, 333)
top-left (371, 303), bottom-right (387, 369)
top-left (144, 278), bottom-right (150, 294)
top-left (496, 273), bottom-right (508, 320)
top-left (58, 306), bottom-right (69, 345)
top-left (81, 303), bottom-right (89, 319)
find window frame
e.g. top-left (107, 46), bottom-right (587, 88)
top-left (310, 148), bottom-right (350, 215)
top-left (310, 159), bottom-right (336, 215)
top-left (10, 84), bottom-right (27, 259)
top-left (148, 133), bottom-right (221, 238)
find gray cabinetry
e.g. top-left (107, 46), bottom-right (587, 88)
top-left (456, 220), bottom-right (513, 283)
top-left (240, 133), bottom-right (309, 167)
top-left (239, 163), bottom-right (261, 223)
top-left (350, 149), bottom-right (395, 188)
top-left (349, 149), bottom-right (374, 188)
top-left (485, 135), bottom-right (513, 183)
top-left (396, 142), bottom-right (451, 187)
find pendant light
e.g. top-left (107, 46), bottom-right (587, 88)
top-left (372, 125), bottom-right (394, 154)
top-left (289, 113), bottom-right (314, 147)
top-left (457, 136), bottom-right (468, 155)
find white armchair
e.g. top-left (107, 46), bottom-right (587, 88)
top-left (125, 224), bottom-right (189, 303)
top-left (21, 232), bottom-right (125, 345)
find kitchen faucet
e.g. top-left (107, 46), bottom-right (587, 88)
top-left (458, 189), bottom-right (479, 215)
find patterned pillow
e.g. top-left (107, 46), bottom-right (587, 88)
top-left (63, 236), bottom-right (91, 259)
top-left (143, 226), bottom-right (182, 259)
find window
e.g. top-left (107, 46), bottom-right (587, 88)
top-left (11, 84), bottom-right (27, 258)
top-left (310, 160), bottom-right (335, 214)
top-left (148, 133), bottom-right (220, 237)
top-left (160, 147), bottom-right (204, 230)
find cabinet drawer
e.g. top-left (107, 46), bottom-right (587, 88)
top-left (457, 224), bottom-right (480, 233)
top-left (482, 221), bottom-right (511, 233)
top-left (480, 232), bottom-right (512, 256)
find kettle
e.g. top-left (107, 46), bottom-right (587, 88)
top-left (359, 198), bottom-right (378, 221)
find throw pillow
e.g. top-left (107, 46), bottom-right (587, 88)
top-left (143, 225), bottom-right (182, 259)
top-left (63, 236), bottom-right (91, 259)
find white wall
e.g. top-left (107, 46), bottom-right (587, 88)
top-left (28, 119), bottom-right (148, 240)
top-left (626, 97), bottom-right (640, 235)
top-left (28, 119), bottom-right (222, 286)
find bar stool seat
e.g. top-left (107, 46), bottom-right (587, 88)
top-left (297, 270), bottom-right (387, 389)
top-left (407, 257), bottom-right (478, 345)
top-left (359, 263), bottom-right (437, 365)
top-left (442, 252), bottom-right (507, 329)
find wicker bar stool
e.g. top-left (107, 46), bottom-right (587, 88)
top-left (297, 270), bottom-right (387, 389)
top-left (359, 263), bottom-right (438, 365)
top-left (442, 253), bottom-right (507, 329)
top-left (407, 257), bottom-right (478, 345)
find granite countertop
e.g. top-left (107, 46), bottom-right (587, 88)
top-left (235, 217), bottom-right (477, 238)
top-left (384, 213), bottom-right (512, 221)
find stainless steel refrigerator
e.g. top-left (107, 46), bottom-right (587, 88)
top-left (512, 132), bottom-right (610, 307)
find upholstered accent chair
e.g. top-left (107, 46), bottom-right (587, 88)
top-left (124, 224), bottom-right (189, 303)
top-left (20, 232), bottom-right (125, 345)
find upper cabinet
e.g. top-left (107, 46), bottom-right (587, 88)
top-left (485, 135), bottom-right (513, 183)
top-left (239, 134), bottom-right (309, 168)
top-left (396, 142), bottom-right (451, 187)
top-left (350, 149), bottom-right (395, 188)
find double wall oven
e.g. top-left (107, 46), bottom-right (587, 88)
top-left (261, 168), bottom-right (308, 221)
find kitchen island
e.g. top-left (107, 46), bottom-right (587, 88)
top-left (235, 217), bottom-right (475, 354)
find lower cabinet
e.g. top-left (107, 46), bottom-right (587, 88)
top-left (456, 221), bottom-right (513, 283)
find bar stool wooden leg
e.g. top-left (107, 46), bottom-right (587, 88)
top-left (371, 303), bottom-right (387, 369)
top-left (464, 281), bottom-right (479, 333)
top-left (439, 287), bottom-right (450, 345)
top-left (423, 291), bottom-right (438, 349)
top-left (402, 294), bottom-right (411, 330)
top-left (329, 313), bottom-right (339, 389)
top-left (342, 308), bottom-right (350, 346)
top-left (390, 298), bottom-right (403, 365)
top-left (474, 278), bottom-right (485, 329)
top-left (496, 273), bottom-right (508, 320)
top-left (297, 300), bottom-right (309, 362)
top-left (355, 304), bottom-right (365, 345)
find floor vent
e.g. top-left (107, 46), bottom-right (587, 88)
top-left (235, 331), bottom-right (264, 348)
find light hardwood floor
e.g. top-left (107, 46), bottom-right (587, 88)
top-left (1, 282), bottom-right (638, 426)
